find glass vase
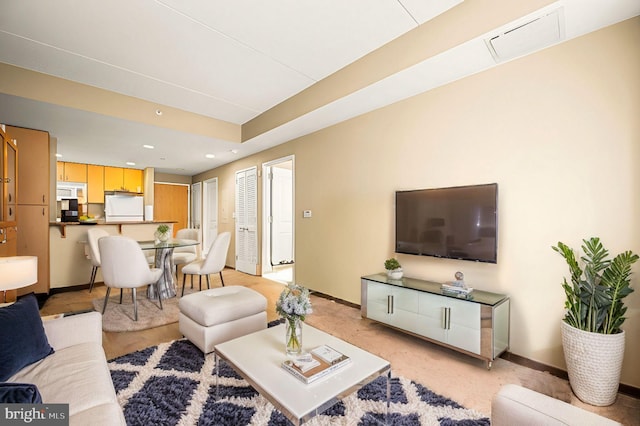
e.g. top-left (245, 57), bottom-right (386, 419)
top-left (285, 317), bottom-right (302, 356)
top-left (154, 231), bottom-right (169, 242)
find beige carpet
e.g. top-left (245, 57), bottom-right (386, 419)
top-left (92, 287), bottom-right (196, 332)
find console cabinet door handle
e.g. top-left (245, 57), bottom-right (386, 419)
top-left (442, 307), bottom-right (451, 330)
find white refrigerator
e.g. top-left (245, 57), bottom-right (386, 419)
top-left (105, 195), bottom-right (144, 222)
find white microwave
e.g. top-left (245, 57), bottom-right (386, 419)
top-left (56, 182), bottom-right (87, 202)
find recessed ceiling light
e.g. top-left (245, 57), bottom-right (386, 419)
top-left (205, 154), bottom-right (215, 159)
top-left (55, 153), bottom-right (63, 158)
top-left (155, 109), bottom-right (163, 116)
top-left (126, 161), bottom-right (136, 166)
top-left (143, 144), bottom-right (154, 149)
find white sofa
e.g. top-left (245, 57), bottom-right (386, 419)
top-left (491, 384), bottom-right (621, 426)
top-left (7, 311), bottom-right (126, 425)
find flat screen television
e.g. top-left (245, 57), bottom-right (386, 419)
top-left (395, 183), bottom-right (498, 263)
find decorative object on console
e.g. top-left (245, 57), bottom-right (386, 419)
top-left (442, 271), bottom-right (473, 296)
top-left (275, 283), bottom-right (313, 356)
top-left (552, 237), bottom-right (638, 406)
top-left (155, 224), bottom-right (170, 242)
top-left (453, 271), bottom-right (465, 287)
top-left (441, 283), bottom-right (474, 296)
top-left (0, 255), bottom-right (38, 304)
top-left (384, 258), bottom-right (403, 279)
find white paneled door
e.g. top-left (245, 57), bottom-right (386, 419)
top-left (235, 167), bottom-right (258, 275)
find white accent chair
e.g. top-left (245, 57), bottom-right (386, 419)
top-left (98, 236), bottom-right (164, 321)
top-left (86, 228), bottom-right (109, 293)
top-left (181, 232), bottom-right (231, 296)
top-left (172, 228), bottom-right (199, 274)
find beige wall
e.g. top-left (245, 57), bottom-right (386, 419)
top-left (154, 172), bottom-right (192, 185)
top-left (195, 18), bottom-right (640, 388)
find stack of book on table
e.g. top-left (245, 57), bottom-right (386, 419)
top-left (441, 283), bottom-right (474, 296)
top-left (282, 345), bottom-right (351, 384)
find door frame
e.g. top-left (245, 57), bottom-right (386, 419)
top-left (202, 177), bottom-right (218, 256)
top-left (261, 155), bottom-right (295, 276)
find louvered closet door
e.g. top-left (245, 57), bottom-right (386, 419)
top-left (235, 167), bottom-right (258, 275)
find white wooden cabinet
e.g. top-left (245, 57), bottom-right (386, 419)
top-left (361, 274), bottom-right (510, 368)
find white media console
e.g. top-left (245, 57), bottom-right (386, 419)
top-left (361, 274), bottom-right (510, 369)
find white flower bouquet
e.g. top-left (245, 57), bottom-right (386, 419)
top-left (276, 283), bottom-right (313, 355)
top-left (276, 283), bottom-right (313, 321)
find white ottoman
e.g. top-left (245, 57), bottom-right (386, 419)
top-left (179, 286), bottom-right (267, 353)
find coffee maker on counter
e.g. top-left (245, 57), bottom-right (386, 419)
top-left (60, 198), bottom-right (79, 222)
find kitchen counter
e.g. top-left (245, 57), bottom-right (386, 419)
top-left (49, 220), bottom-right (177, 289)
top-left (50, 220), bottom-right (176, 238)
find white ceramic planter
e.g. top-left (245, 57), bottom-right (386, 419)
top-left (386, 268), bottom-right (403, 280)
top-left (560, 320), bottom-right (625, 406)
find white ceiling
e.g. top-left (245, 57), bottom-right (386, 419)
top-left (0, 0), bottom-right (638, 176)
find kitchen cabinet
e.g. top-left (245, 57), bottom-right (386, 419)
top-left (9, 125), bottom-right (51, 295)
top-left (124, 168), bottom-right (143, 193)
top-left (105, 166), bottom-right (143, 192)
top-left (0, 225), bottom-right (17, 257)
top-left (361, 274), bottom-right (510, 368)
top-left (104, 166), bottom-right (123, 191)
top-left (57, 161), bottom-right (87, 182)
top-left (0, 225), bottom-right (17, 303)
top-left (10, 126), bottom-right (49, 205)
top-left (1, 127), bottom-right (18, 223)
top-left (87, 164), bottom-right (104, 203)
top-left (17, 205), bottom-right (49, 295)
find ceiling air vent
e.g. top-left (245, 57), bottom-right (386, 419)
top-left (485, 8), bottom-right (565, 63)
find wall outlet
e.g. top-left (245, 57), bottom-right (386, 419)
top-left (303, 210), bottom-right (312, 218)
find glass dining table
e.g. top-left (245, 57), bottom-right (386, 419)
top-left (139, 239), bottom-right (199, 300)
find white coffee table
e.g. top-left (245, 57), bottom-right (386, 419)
top-left (214, 324), bottom-right (391, 425)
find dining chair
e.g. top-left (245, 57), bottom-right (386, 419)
top-left (172, 228), bottom-right (199, 274)
top-left (181, 232), bottom-right (231, 296)
top-left (86, 228), bottom-right (109, 293)
top-left (98, 235), bottom-right (164, 321)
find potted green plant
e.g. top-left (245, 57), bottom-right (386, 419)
top-left (552, 237), bottom-right (638, 406)
top-left (155, 224), bottom-right (170, 242)
top-left (384, 258), bottom-right (403, 280)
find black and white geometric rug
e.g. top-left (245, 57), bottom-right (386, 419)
top-left (109, 339), bottom-right (490, 425)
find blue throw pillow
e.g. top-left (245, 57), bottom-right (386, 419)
top-left (0, 382), bottom-right (43, 403)
top-left (0, 293), bottom-right (54, 381)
